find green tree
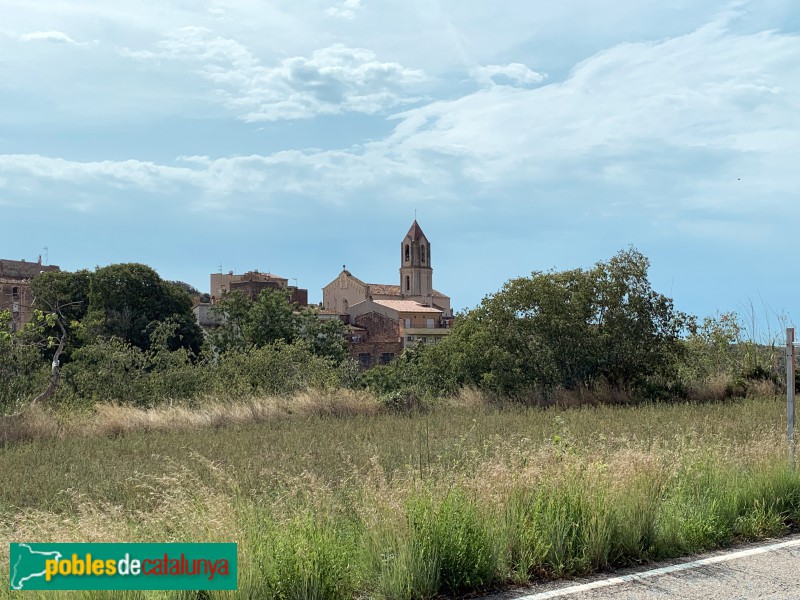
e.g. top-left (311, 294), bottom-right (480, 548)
top-left (84, 264), bottom-right (203, 354)
top-left (209, 289), bottom-right (348, 362)
top-left (0, 311), bottom-right (49, 410)
top-left (296, 308), bottom-right (349, 364)
top-left (591, 249), bottom-right (687, 388)
top-left (28, 269), bottom-right (91, 359)
top-left (210, 288), bottom-right (296, 352)
top-left (406, 248), bottom-right (688, 398)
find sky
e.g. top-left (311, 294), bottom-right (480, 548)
top-left (1, 0), bottom-right (798, 338)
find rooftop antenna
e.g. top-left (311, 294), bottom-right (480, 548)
top-left (217, 262), bottom-right (223, 274)
top-left (43, 247), bottom-right (49, 265)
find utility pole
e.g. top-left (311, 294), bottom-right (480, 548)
top-left (788, 328), bottom-right (796, 469)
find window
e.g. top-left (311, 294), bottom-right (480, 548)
top-left (342, 298), bottom-right (348, 312)
top-left (405, 276), bottom-right (410, 291)
top-left (351, 335), bottom-right (362, 343)
top-left (358, 353), bottom-right (371, 368)
top-left (426, 318), bottom-right (435, 329)
top-left (380, 353), bottom-right (395, 365)
top-left (421, 245), bottom-right (426, 263)
top-left (11, 286), bottom-right (18, 299)
top-left (404, 318), bottom-right (411, 328)
top-left (405, 244), bottom-right (410, 262)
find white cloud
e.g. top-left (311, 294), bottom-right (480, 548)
top-left (471, 63), bottom-right (546, 88)
top-left (0, 141), bottom-right (455, 213)
top-left (0, 155), bottom-right (199, 191)
top-left (123, 28), bottom-right (425, 121)
top-left (326, 0), bottom-right (362, 20)
top-left (19, 30), bottom-right (77, 44)
top-left (122, 27), bottom-right (425, 122)
top-left (383, 16), bottom-right (800, 199)
top-left (2, 13), bottom-right (799, 225)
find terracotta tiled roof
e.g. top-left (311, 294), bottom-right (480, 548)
top-left (342, 270), bottom-right (368, 286)
top-left (405, 220), bottom-right (427, 241)
top-left (368, 283), bottom-right (448, 300)
top-left (368, 283), bottom-right (401, 296)
top-left (240, 272), bottom-right (288, 282)
top-left (373, 299), bottom-right (442, 314)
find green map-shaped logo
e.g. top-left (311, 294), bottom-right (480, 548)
top-left (10, 544), bottom-right (63, 590)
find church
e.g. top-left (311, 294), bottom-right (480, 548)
top-left (322, 220), bottom-right (453, 368)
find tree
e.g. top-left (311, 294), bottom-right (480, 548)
top-left (1, 270), bottom-right (93, 407)
top-left (84, 264), bottom-right (203, 354)
top-left (29, 269), bottom-right (91, 357)
top-left (210, 288), bottom-right (295, 352)
top-left (408, 248), bottom-right (688, 398)
top-left (0, 311), bottom-right (49, 410)
top-left (296, 308), bottom-right (349, 364)
top-left (591, 249), bottom-right (688, 388)
top-left (209, 289), bottom-right (349, 363)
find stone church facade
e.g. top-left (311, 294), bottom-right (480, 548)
top-left (322, 220), bottom-right (452, 317)
top-left (322, 220), bottom-right (453, 368)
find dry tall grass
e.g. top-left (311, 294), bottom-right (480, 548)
top-left (0, 389), bottom-right (381, 445)
top-left (0, 394), bottom-right (796, 599)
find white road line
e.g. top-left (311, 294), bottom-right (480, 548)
top-left (515, 538), bottom-right (800, 599)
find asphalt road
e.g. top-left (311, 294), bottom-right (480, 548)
top-left (486, 536), bottom-right (800, 600)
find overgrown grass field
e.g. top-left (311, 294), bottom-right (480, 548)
top-left (1, 392), bottom-right (799, 599)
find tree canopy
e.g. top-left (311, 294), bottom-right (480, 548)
top-left (210, 288), bottom-right (348, 363)
top-left (406, 248), bottom-right (689, 397)
top-left (84, 264), bottom-right (203, 354)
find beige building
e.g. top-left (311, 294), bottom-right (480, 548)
top-left (322, 220), bottom-right (453, 367)
top-left (195, 270), bottom-right (308, 328)
top-left (323, 220), bottom-right (452, 318)
top-left (348, 298), bottom-right (449, 349)
top-left (210, 270), bottom-right (307, 306)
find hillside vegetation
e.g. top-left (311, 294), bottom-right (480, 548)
top-left (0, 249), bottom-right (788, 412)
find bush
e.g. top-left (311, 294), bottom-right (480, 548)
top-left (407, 491), bottom-right (498, 594)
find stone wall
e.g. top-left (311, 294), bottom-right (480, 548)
top-left (0, 259), bottom-right (59, 280)
top-left (0, 259), bottom-right (60, 332)
top-left (350, 311), bottom-right (403, 369)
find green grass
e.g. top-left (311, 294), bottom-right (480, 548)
top-left (1, 394), bottom-right (798, 598)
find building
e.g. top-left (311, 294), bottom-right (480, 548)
top-left (195, 270), bottom-right (309, 328)
top-left (210, 270), bottom-right (308, 306)
top-left (322, 220), bottom-right (453, 368)
top-left (0, 258), bottom-right (61, 332)
top-left (323, 220), bottom-right (452, 318)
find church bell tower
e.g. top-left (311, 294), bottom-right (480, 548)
top-left (399, 220), bottom-right (433, 302)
